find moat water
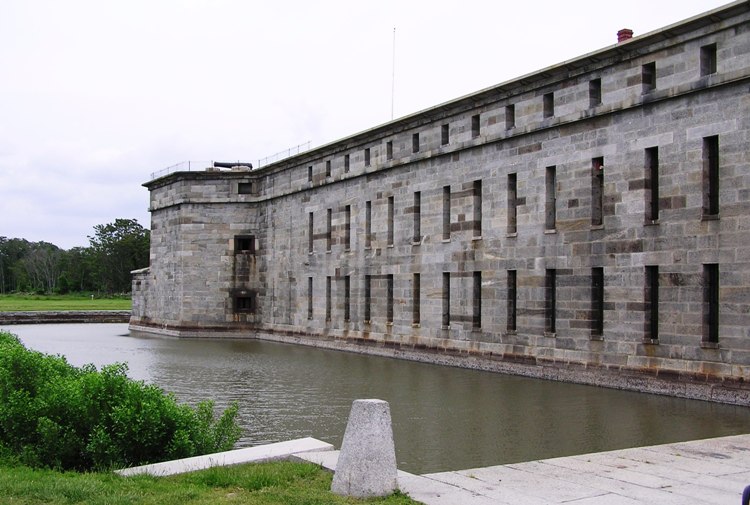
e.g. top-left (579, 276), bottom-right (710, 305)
top-left (3, 323), bottom-right (749, 474)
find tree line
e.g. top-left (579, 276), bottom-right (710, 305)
top-left (0, 219), bottom-right (150, 295)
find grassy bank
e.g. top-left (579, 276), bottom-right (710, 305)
top-left (0, 293), bottom-right (131, 312)
top-left (0, 460), bottom-right (416, 505)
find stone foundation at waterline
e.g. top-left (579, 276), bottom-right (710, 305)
top-left (131, 2), bottom-right (750, 405)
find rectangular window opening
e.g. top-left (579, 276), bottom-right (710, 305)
top-left (412, 133), bottom-right (420, 153)
top-left (387, 196), bottom-right (395, 246)
top-left (387, 274), bottom-right (394, 323)
top-left (473, 271), bottom-right (482, 329)
top-left (307, 165), bottom-right (313, 183)
top-left (592, 157), bottom-right (604, 226)
top-left (386, 141), bottom-right (393, 160)
top-left (442, 185), bottom-right (451, 240)
top-left (507, 173), bottom-right (518, 234)
top-left (364, 275), bottom-right (371, 322)
top-left (703, 135), bottom-right (719, 217)
top-left (704, 264), bottom-right (719, 343)
top-left (471, 114), bottom-right (480, 138)
top-left (413, 191), bottom-right (421, 243)
top-left (234, 294), bottom-right (256, 314)
top-left (412, 273), bottom-right (420, 325)
top-left (442, 272), bottom-right (450, 327)
top-left (645, 147), bottom-right (659, 222)
top-left (307, 277), bottom-right (313, 320)
top-left (642, 62), bottom-right (656, 93)
top-left (700, 43), bottom-right (717, 76)
top-left (238, 182), bottom-right (253, 195)
top-left (308, 212), bottom-right (314, 253)
top-left (507, 270), bottom-right (517, 332)
top-left (545, 269), bottom-right (556, 334)
top-left (645, 266), bottom-right (658, 341)
top-left (344, 275), bottom-right (351, 322)
top-left (364, 148), bottom-right (371, 167)
top-left (344, 154), bottom-right (350, 173)
top-left (545, 166), bottom-right (556, 230)
top-left (589, 78), bottom-right (602, 108)
top-left (441, 124), bottom-right (449, 145)
top-left (505, 104), bottom-right (515, 130)
top-left (325, 160), bottom-right (331, 178)
top-left (325, 276), bottom-right (332, 321)
top-left (543, 92), bottom-right (554, 118)
top-left (234, 235), bottom-right (255, 254)
top-left (592, 267), bottom-right (604, 337)
top-left (473, 180), bottom-right (482, 237)
top-left (345, 205), bottom-right (351, 250)
top-left (326, 208), bottom-right (332, 252)
top-left (365, 200), bottom-right (372, 249)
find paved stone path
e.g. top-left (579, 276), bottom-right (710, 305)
top-left (297, 434), bottom-right (750, 504)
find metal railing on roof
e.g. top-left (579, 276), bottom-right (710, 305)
top-left (149, 141), bottom-right (312, 181)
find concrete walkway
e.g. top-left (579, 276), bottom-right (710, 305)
top-left (297, 434), bottom-right (750, 504)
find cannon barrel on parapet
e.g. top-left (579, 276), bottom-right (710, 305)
top-left (213, 161), bottom-right (253, 169)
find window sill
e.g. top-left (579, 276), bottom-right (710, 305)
top-left (387, 244), bottom-right (394, 249)
top-left (506, 232), bottom-right (518, 238)
top-left (591, 224), bottom-right (605, 231)
top-left (442, 238), bottom-right (451, 243)
top-left (544, 229), bottom-right (557, 234)
top-left (411, 241), bottom-right (421, 246)
top-left (700, 341), bottom-right (719, 349)
top-left (644, 219), bottom-right (660, 226)
top-left (441, 325), bottom-right (451, 330)
top-left (412, 323), bottom-right (421, 328)
top-left (386, 321), bottom-right (394, 327)
top-left (544, 331), bottom-right (556, 338)
top-left (505, 330), bottom-right (517, 336)
top-left (590, 334), bottom-right (604, 341)
top-left (472, 236), bottom-right (483, 241)
top-left (642, 338), bottom-right (659, 345)
top-left (701, 214), bottom-right (720, 222)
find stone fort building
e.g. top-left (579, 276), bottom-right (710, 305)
top-left (131, 1), bottom-right (750, 404)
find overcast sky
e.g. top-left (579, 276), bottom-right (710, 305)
top-left (0, 0), bottom-right (730, 249)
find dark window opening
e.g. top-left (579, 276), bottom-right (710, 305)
top-left (325, 276), bottom-right (332, 321)
top-left (642, 62), bottom-right (656, 93)
top-left (234, 293), bottom-right (256, 314)
top-left (645, 147), bottom-right (659, 221)
top-left (645, 266), bottom-right (658, 341)
top-left (325, 160), bottom-right (331, 177)
top-left (592, 267), bottom-right (604, 337)
top-left (364, 275), bottom-right (371, 322)
top-left (471, 114), bottom-right (480, 138)
top-left (326, 208), bottom-right (332, 252)
top-left (592, 157), bottom-right (604, 226)
top-left (703, 135), bottom-right (719, 217)
top-left (442, 272), bottom-right (450, 326)
top-left (386, 141), bottom-right (393, 160)
top-left (507, 270), bottom-right (517, 332)
top-left (700, 43), bottom-right (717, 76)
top-left (413, 191), bottom-right (421, 243)
top-left (238, 182), bottom-right (253, 194)
top-left (365, 200), bottom-right (372, 249)
top-left (364, 148), bottom-right (371, 167)
top-left (473, 271), bottom-right (482, 329)
top-left (387, 196), bottom-right (394, 246)
top-left (704, 264), bottom-right (719, 343)
top-left (307, 165), bottom-right (313, 183)
top-left (235, 235), bottom-right (255, 254)
top-left (308, 212), bottom-right (314, 253)
top-left (589, 78), bottom-right (602, 107)
top-left (473, 180), bottom-right (482, 238)
top-left (441, 124), bottom-right (449, 145)
top-left (412, 273), bottom-right (420, 325)
top-left (344, 275), bottom-right (351, 322)
top-left (387, 274), bottom-right (394, 323)
top-left (505, 104), bottom-right (515, 129)
top-left (412, 133), bottom-right (420, 153)
top-left (543, 92), bottom-right (554, 118)
top-left (545, 166), bottom-right (556, 230)
top-left (443, 185), bottom-right (451, 240)
top-left (345, 205), bottom-right (351, 250)
top-left (307, 277), bottom-right (313, 320)
top-left (344, 154), bottom-right (350, 173)
top-left (545, 269), bottom-right (556, 334)
top-left (508, 173), bottom-right (518, 234)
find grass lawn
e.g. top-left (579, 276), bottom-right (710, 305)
top-left (0, 293), bottom-right (132, 312)
top-left (0, 461), bottom-right (418, 505)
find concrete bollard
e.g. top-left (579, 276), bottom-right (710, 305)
top-left (331, 399), bottom-right (398, 498)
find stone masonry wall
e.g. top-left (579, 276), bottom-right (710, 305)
top-left (131, 3), bottom-right (750, 402)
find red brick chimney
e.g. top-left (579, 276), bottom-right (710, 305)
top-left (618, 28), bottom-right (634, 43)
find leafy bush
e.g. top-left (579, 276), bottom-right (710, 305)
top-left (0, 331), bottom-right (241, 471)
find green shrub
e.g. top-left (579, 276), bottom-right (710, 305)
top-left (0, 331), bottom-right (241, 471)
